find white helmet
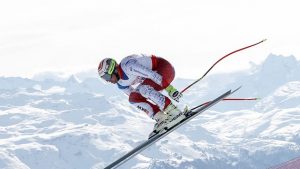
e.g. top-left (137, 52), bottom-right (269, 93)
top-left (98, 58), bottom-right (117, 81)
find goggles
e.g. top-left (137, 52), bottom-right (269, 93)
top-left (101, 73), bottom-right (112, 81)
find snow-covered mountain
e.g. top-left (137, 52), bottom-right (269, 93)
top-left (0, 54), bottom-right (300, 169)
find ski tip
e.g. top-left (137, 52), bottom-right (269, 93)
top-left (233, 85), bottom-right (242, 92)
top-left (229, 86), bottom-right (242, 95)
top-left (261, 39), bottom-right (267, 42)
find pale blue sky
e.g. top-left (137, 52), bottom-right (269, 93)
top-left (0, 0), bottom-right (299, 78)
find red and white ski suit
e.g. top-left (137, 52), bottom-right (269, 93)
top-left (117, 54), bottom-right (175, 118)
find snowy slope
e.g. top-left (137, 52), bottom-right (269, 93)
top-left (0, 54), bottom-right (300, 169)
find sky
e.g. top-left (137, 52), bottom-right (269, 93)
top-left (0, 0), bottom-right (299, 79)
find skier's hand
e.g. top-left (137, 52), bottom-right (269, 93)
top-left (166, 85), bottom-right (182, 102)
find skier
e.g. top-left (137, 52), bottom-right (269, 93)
top-left (98, 54), bottom-right (186, 133)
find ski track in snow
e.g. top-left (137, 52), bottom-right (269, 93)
top-left (0, 54), bottom-right (300, 169)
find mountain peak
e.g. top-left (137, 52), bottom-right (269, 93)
top-left (264, 54), bottom-right (298, 66)
top-left (251, 54), bottom-right (300, 81)
top-left (67, 75), bottom-right (80, 83)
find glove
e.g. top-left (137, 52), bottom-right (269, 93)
top-left (166, 85), bottom-right (183, 102)
top-left (150, 72), bottom-right (162, 86)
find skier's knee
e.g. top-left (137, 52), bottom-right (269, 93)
top-left (138, 85), bottom-right (155, 98)
top-left (129, 92), bottom-right (146, 103)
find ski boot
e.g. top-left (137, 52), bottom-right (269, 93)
top-left (163, 103), bottom-right (186, 128)
top-left (148, 111), bottom-right (169, 138)
top-left (148, 103), bottom-right (187, 139)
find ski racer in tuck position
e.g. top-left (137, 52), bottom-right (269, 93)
top-left (98, 54), bottom-right (186, 135)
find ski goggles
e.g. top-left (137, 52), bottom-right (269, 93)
top-left (101, 73), bottom-right (112, 81)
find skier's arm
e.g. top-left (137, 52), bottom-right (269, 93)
top-left (124, 59), bottom-right (162, 86)
top-left (117, 83), bottom-right (134, 96)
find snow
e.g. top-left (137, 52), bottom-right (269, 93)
top-left (0, 54), bottom-right (300, 169)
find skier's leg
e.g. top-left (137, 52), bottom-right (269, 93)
top-left (148, 56), bottom-right (186, 128)
top-left (150, 55), bottom-right (175, 90)
top-left (135, 56), bottom-right (174, 111)
top-left (138, 82), bottom-right (183, 121)
top-left (129, 91), bottom-right (172, 131)
top-left (151, 56), bottom-right (183, 102)
top-left (137, 84), bottom-right (171, 111)
top-left (143, 56), bottom-right (183, 113)
top-left (129, 91), bottom-right (170, 131)
top-left (135, 85), bottom-right (185, 133)
top-left (129, 92), bottom-right (160, 118)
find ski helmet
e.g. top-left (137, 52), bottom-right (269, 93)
top-left (98, 58), bottom-right (117, 81)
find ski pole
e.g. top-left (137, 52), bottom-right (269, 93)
top-left (181, 39), bottom-right (267, 94)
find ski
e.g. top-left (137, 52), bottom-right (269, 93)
top-left (104, 87), bottom-right (240, 169)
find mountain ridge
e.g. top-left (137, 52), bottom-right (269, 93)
top-left (0, 54), bottom-right (299, 169)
